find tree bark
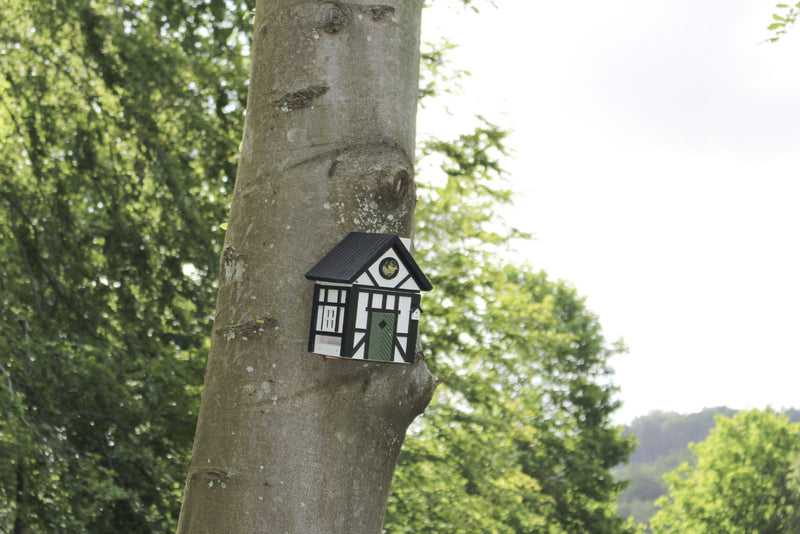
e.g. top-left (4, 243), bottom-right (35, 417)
top-left (176, 1), bottom-right (435, 532)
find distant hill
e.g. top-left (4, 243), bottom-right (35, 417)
top-left (614, 406), bottom-right (800, 530)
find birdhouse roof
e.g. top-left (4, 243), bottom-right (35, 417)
top-left (305, 232), bottom-right (432, 290)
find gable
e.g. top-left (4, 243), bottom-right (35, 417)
top-left (354, 247), bottom-right (421, 291)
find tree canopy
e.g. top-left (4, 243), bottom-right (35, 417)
top-left (768, 2), bottom-right (800, 41)
top-left (1, 1), bottom-right (636, 531)
top-left (0, 0), bottom-right (252, 529)
top-left (383, 123), bottom-right (637, 533)
top-left (615, 407), bottom-right (800, 529)
top-left (650, 409), bottom-right (800, 534)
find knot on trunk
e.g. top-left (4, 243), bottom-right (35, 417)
top-left (292, 2), bottom-right (350, 34)
top-left (318, 2), bottom-right (348, 33)
top-left (385, 169), bottom-right (410, 199)
top-left (325, 143), bottom-right (415, 233)
top-left (370, 6), bottom-right (395, 22)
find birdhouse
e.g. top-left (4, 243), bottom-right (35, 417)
top-left (305, 232), bottom-right (432, 364)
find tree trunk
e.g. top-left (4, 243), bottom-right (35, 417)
top-left (176, 1), bottom-right (435, 532)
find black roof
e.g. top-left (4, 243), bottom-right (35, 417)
top-left (305, 232), bottom-right (432, 291)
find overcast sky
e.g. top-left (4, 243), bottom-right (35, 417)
top-left (420, 0), bottom-right (800, 424)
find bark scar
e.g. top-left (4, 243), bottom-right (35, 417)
top-left (190, 468), bottom-right (232, 490)
top-left (319, 2), bottom-right (348, 33)
top-left (370, 6), bottom-right (395, 21)
top-left (274, 85), bottom-right (329, 112)
top-left (218, 317), bottom-right (278, 341)
top-left (222, 246), bottom-right (245, 283)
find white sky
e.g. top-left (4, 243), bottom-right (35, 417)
top-left (420, 0), bottom-right (800, 424)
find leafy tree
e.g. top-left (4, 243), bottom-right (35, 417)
top-left (616, 407), bottom-right (800, 530)
top-left (768, 2), bottom-right (800, 41)
top-left (1, 0), bottom-right (638, 531)
top-left (0, 0), bottom-right (252, 530)
top-left (651, 409), bottom-right (800, 534)
top-left (383, 122), bottom-right (638, 533)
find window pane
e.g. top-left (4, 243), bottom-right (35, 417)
top-left (323, 306), bottom-right (337, 330)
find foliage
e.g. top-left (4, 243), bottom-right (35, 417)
top-left (768, 2), bottom-right (800, 41)
top-left (1, 0), bottom-right (636, 531)
top-left (383, 122), bottom-right (638, 533)
top-left (419, 39), bottom-right (470, 102)
top-left (0, 0), bottom-right (253, 530)
top-left (614, 407), bottom-right (736, 530)
top-left (615, 449), bottom-right (687, 530)
top-left (616, 408), bottom-right (800, 531)
top-left (650, 409), bottom-right (800, 534)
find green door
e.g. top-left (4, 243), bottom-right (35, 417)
top-left (367, 312), bottom-right (396, 362)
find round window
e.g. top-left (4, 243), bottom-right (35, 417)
top-left (379, 258), bottom-right (400, 279)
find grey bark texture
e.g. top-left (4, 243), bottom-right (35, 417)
top-left (176, 1), bottom-right (435, 532)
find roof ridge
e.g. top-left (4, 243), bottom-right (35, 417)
top-left (305, 232), bottom-right (431, 290)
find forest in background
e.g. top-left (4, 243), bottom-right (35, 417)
top-left (616, 407), bottom-right (800, 531)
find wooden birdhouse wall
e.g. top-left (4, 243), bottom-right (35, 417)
top-left (309, 283), bottom-right (349, 357)
top-left (346, 289), bottom-right (420, 363)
